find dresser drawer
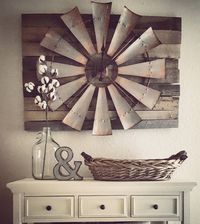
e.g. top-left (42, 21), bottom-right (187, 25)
top-left (131, 195), bottom-right (180, 218)
top-left (79, 195), bottom-right (128, 218)
top-left (25, 196), bottom-right (74, 219)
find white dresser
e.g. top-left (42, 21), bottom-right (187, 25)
top-left (7, 179), bottom-right (196, 224)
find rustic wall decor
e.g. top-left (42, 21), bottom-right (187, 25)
top-left (22, 2), bottom-right (181, 134)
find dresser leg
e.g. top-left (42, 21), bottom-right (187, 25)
top-left (183, 191), bottom-right (191, 224)
top-left (13, 193), bottom-right (24, 224)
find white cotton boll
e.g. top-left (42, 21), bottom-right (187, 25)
top-left (25, 82), bottom-right (35, 92)
top-left (41, 84), bottom-right (48, 93)
top-left (51, 79), bottom-right (60, 88)
top-left (39, 55), bottom-right (45, 63)
top-left (37, 86), bottom-right (42, 93)
top-left (41, 101), bottom-right (47, 110)
top-left (41, 76), bottom-right (50, 85)
top-left (49, 92), bottom-right (57, 101)
top-left (38, 102), bottom-right (43, 109)
top-left (34, 95), bottom-right (42, 104)
top-left (38, 64), bottom-right (48, 74)
top-left (48, 83), bottom-right (53, 89)
top-left (41, 76), bottom-right (49, 85)
top-left (48, 83), bottom-right (56, 93)
top-left (26, 87), bottom-right (32, 93)
top-left (28, 82), bottom-right (35, 89)
top-left (24, 83), bottom-right (29, 88)
top-left (51, 68), bottom-right (59, 77)
top-left (38, 101), bottom-right (47, 110)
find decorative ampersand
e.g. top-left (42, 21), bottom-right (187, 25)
top-left (53, 146), bottom-right (83, 180)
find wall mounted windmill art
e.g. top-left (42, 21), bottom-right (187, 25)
top-left (22, 1), bottom-right (181, 135)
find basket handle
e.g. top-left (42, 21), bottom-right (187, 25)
top-left (81, 152), bottom-right (93, 162)
top-left (167, 150), bottom-right (188, 161)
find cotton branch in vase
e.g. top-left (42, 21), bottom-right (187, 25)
top-left (24, 55), bottom-right (60, 127)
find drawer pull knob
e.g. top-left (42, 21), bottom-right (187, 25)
top-left (100, 204), bottom-right (106, 210)
top-left (46, 205), bottom-right (52, 211)
top-left (153, 204), bottom-right (159, 210)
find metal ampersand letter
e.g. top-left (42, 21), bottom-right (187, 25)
top-left (53, 146), bottom-right (83, 180)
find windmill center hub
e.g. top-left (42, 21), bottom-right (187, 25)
top-left (85, 53), bottom-right (118, 87)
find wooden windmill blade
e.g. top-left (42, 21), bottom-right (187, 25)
top-left (115, 76), bottom-right (161, 109)
top-left (148, 44), bottom-right (181, 59)
top-left (107, 6), bottom-right (141, 57)
top-left (61, 7), bottom-right (96, 55)
top-left (40, 30), bottom-right (87, 65)
top-left (48, 77), bottom-right (87, 111)
top-left (62, 84), bottom-right (95, 131)
top-left (46, 61), bottom-right (85, 78)
top-left (91, 1), bottom-right (112, 53)
top-left (93, 87), bottom-right (112, 136)
top-left (108, 84), bottom-right (141, 129)
top-left (118, 59), bottom-right (166, 79)
top-left (115, 27), bottom-right (161, 65)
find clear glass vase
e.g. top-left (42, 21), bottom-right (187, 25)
top-left (32, 127), bottom-right (60, 180)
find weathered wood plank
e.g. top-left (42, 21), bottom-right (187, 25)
top-left (166, 59), bottom-right (178, 69)
top-left (24, 119), bottom-right (178, 131)
top-left (134, 119), bottom-right (178, 129)
top-left (22, 14), bottom-right (66, 27)
top-left (121, 67), bottom-right (179, 84)
top-left (22, 27), bottom-right (181, 44)
top-left (22, 27), bottom-right (65, 42)
top-left (22, 14), bottom-right (181, 31)
top-left (24, 96), bottom-right (179, 112)
top-left (134, 97), bottom-right (178, 111)
top-left (23, 56), bottom-right (179, 73)
top-left (24, 108), bottom-right (178, 122)
top-left (23, 67), bottom-right (179, 88)
top-left (24, 110), bottom-right (65, 121)
top-left (149, 84), bottom-right (180, 96)
top-left (22, 42), bottom-right (180, 59)
top-left (23, 57), bottom-right (83, 73)
top-left (138, 16), bottom-right (181, 31)
top-left (24, 97), bottom-right (66, 111)
top-left (22, 41), bottom-right (90, 59)
top-left (22, 27), bottom-right (96, 45)
top-left (149, 44), bottom-right (180, 59)
top-left (149, 68), bottom-right (179, 84)
top-left (138, 110), bottom-right (177, 119)
top-left (116, 82), bottom-right (180, 97)
top-left (133, 30), bottom-right (181, 44)
top-left (23, 56), bottom-right (178, 70)
top-left (22, 42), bottom-right (55, 56)
top-left (154, 30), bottom-right (181, 44)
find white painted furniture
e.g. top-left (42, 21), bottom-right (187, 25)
top-left (7, 179), bottom-right (196, 224)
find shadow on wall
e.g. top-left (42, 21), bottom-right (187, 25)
top-left (0, 183), bottom-right (12, 224)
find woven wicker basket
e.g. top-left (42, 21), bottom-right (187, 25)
top-left (81, 151), bottom-right (187, 181)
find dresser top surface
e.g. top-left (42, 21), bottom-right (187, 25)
top-left (7, 178), bottom-right (197, 194)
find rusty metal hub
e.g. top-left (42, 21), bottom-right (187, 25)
top-left (85, 53), bottom-right (118, 87)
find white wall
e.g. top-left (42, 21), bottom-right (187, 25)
top-left (0, 0), bottom-right (200, 223)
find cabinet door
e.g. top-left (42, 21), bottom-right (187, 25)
top-left (131, 195), bottom-right (180, 219)
top-left (79, 195), bottom-right (128, 218)
top-left (25, 196), bottom-right (74, 219)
